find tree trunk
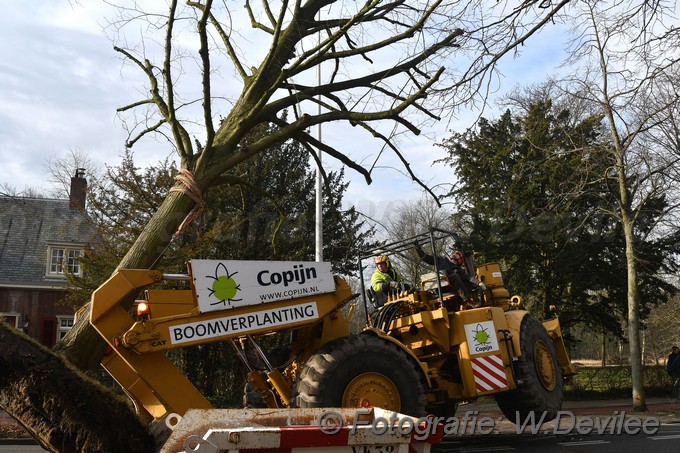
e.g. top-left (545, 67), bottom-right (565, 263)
top-left (1, 191), bottom-right (196, 452)
top-left (56, 192), bottom-right (196, 369)
top-left (0, 323), bottom-right (154, 453)
top-left (623, 217), bottom-right (647, 411)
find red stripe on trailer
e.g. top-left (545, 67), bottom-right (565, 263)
top-left (280, 426), bottom-right (350, 447)
top-left (239, 450), bottom-right (291, 453)
top-left (410, 418), bottom-right (444, 444)
top-left (238, 422), bottom-right (436, 453)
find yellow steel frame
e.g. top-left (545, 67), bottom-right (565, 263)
top-left (90, 269), bottom-right (354, 420)
top-left (90, 269), bottom-right (211, 420)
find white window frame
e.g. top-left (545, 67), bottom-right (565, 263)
top-left (56, 315), bottom-right (75, 341)
top-left (1, 312), bottom-right (20, 328)
top-left (46, 244), bottom-right (84, 278)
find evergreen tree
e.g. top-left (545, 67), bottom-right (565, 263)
top-left (439, 100), bottom-right (675, 336)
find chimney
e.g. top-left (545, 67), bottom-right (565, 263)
top-left (69, 168), bottom-right (87, 209)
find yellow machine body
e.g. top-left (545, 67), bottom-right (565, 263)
top-left (90, 258), bottom-right (575, 422)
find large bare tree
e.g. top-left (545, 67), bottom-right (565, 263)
top-left (1, 1), bottom-right (572, 450)
top-left (384, 193), bottom-right (453, 283)
top-left (561, 0), bottom-right (680, 410)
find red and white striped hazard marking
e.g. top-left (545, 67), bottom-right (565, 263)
top-left (471, 354), bottom-right (508, 393)
top-left (161, 408), bottom-right (443, 453)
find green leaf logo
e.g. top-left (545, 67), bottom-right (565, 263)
top-left (207, 262), bottom-right (242, 306)
top-left (473, 323), bottom-right (490, 345)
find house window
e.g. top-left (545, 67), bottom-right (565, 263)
top-left (1, 313), bottom-right (20, 328)
top-left (56, 316), bottom-right (74, 341)
top-left (46, 246), bottom-right (83, 277)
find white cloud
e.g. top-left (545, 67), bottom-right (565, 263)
top-left (0, 1), bottom-right (167, 191)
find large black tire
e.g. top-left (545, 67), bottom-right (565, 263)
top-left (292, 335), bottom-right (427, 417)
top-left (243, 379), bottom-right (267, 408)
top-left (494, 315), bottom-right (563, 422)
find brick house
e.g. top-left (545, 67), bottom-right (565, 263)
top-left (0, 170), bottom-right (94, 346)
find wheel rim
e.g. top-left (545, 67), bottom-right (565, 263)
top-left (342, 372), bottom-right (401, 411)
top-left (533, 340), bottom-right (557, 391)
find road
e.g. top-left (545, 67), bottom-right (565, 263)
top-left (0, 442), bottom-right (47, 453)
top-left (430, 396), bottom-right (680, 453)
top-left (432, 422), bottom-right (680, 453)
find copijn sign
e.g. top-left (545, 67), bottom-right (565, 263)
top-left (189, 259), bottom-right (336, 313)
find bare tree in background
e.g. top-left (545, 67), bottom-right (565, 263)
top-left (561, 0), bottom-right (680, 411)
top-left (386, 193), bottom-right (453, 284)
top-left (2, 148), bottom-right (100, 199)
top-left (0, 1), bottom-right (573, 450)
top-left (645, 293), bottom-right (680, 366)
top-left (0, 183), bottom-right (44, 198)
top-left (44, 147), bottom-right (102, 198)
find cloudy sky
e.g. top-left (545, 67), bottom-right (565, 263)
top-left (1, 2), bottom-right (136, 190)
top-left (0, 1), bottom-right (568, 219)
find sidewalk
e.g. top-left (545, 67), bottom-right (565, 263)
top-left (455, 396), bottom-right (680, 435)
top-left (565, 396), bottom-right (680, 418)
top-left (436, 397), bottom-right (680, 437)
top-left (462, 395), bottom-right (680, 419)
